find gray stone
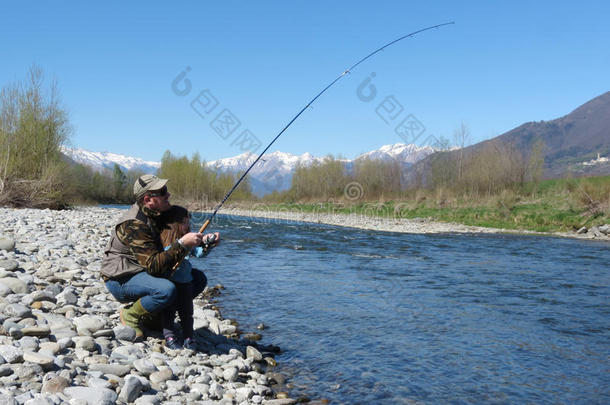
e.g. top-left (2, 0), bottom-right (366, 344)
top-left (134, 395), bottom-right (161, 405)
top-left (149, 367), bottom-right (174, 385)
top-left (24, 398), bottom-right (55, 405)
top-left (88, 363), bottom-right (131, 377)
top-left (113, 325), bottom-right (137, 342)
top-left (0, 282), bottom-right (11, 297)
top-left (222, 366), bottom-right (238, 382)
top-left (21, 290), bottom-right (56, 306)
top-left (88, 377), bottom-right (112, 389)
top-left (0, 364), bottom-right (14, 376)
top-left (23, 351), bottom-right (55, 369)
top-left (0, 345), bottom-right (24, 363)
top-left (119, 375), bottom-right (144, 403)
top-left (4, 304), bottom-right (32, 319)
top-left (39, 342), bottom-right (60, 355)
top-left (0, 394), bottom-right (17, 405)
top-left (262, 400), bottom-right (297, 405)
top-left (0, 259), bottom-right (18, 271)
top-left (246, 346), bottom-right (263, 361)
top-left (0, 277), bottom-right (28, 294)
top-left (235, 387), bottom-right (254, 402)
top-left (74, 336), bottom-right (97, 352)
top-left (576, 226), bottom-right (588, 234)
top-left (18, 336), bottom-right (39, 352)
top-left (63, 387), bottom-right (118, 404)
top-left (55, 289), bottom-right (78, 306)
top-left (133, 358), bottom-right (158, 376)
top-left (73, 315), bottom-right (105, 336)
top-left (599, 224), bottom-right (610, 234)
top-left (0, 238), bottom-right (16, 252)
top-left (208, 382), bottom-right (225, 400)
top-left (21, 326), bottom-right (51, 337)
top-left (42, 376), bottom-right (70, 394)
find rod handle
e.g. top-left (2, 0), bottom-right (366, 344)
top-left (198, 218), bottom-right (211, 234)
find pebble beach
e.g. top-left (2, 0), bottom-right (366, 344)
top-left (0, 206), bottom-right (301, 405)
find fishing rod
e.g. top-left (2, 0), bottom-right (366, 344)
top-left (197, 21), bottom-right (454, 235)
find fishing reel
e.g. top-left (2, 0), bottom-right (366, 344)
top-left (201, 233), bottom-right (219, 255)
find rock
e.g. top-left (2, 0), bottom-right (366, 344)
top-left (262, 400), bottom-right (297, 405)
top-left (74, 336), bottom-right (97, 352)
top-left (18, 336), bottom-right (39, 352)
top-left (63, 387), bottom-right (118, 404)
top-left (246, 346), bottom-right (263, 361)
top-left (0, 259), bottom-right (18, 271)
top-left (21, 290), bottom-right (56, 306)
top-left (149, 367), bottom-right (174, 385)
top-left (133, 358), bottom-right (158, 376)
top-left (73, 315), bottom-right (105, 336)
top-left (21, 326), bottom-right (51, 337)
top-left (264, 357), bottom-right (277, 367)
top-left (135, 395), bottom-right (161, 405)
top-left (39, 342), bottom-right (60, 355)
top-left (24, 397), bottom-right (55, 405)
top-left (42, 376), bottom-right (70, 394)
top-left (244, 332), bottom-right (262, 341)
top-left (119, 375), bottom-right (144, 403)
top-left (23, 351), bottom-right (55, 369)
top-left (87, 377), bottom-right (112, 389)
top-left (113, 325), bottom-right (137, 342)
top-left (576, 226), bottom-right (588, 234)
top-left (0, 282), bottom-right (11, 297)
top-left (208, 382), bottom-right (225, 400)
top-left (0, 345), bottom-right (24, 363)
top-left (88, 363), bottom-right (131, 377)
top-left (599, 224), bottom-right (610, 234)
top-left (0, 277), bottom-right (28, 294)
top-left (0, 394), bottom-right (17, 405)
top-left (222, 366), bottom-right (238, 382)
top-left (4, 303), bottom-right (32, 319)
top-left (235, 387), bottom-right (254, 402)
top-left (0, 238), bottom-right (16, 252)
top-left (55, 289), bottom-right (78, 306)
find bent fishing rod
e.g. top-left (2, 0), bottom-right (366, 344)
top-left (197, 21), bottom-right (454, 235)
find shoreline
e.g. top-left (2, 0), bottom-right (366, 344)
top-left (0, 206), bottom-right (304, 404)
top-left (194, 206), bottom-right (610, 242)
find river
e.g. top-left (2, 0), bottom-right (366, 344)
top-left (192, 213), bottom-right (610, 404)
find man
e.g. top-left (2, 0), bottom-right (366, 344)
top-left (101, 174), bottom-right (210, 339)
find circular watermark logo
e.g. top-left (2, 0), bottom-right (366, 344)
top-left (344, 182), bottom-right (364, 201)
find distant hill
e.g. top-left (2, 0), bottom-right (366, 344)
top-left (63, 143), bottom-right (435, 196)
top-left (411, 91), bottom-right (610, 181)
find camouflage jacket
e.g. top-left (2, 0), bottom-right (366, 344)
top-left (101, 203), bottom-right (189, 279)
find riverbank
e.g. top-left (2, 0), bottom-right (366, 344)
top-left (202, 206), bottom-right (610, 242)
top-left (0, 206), bottom-right (302, 404)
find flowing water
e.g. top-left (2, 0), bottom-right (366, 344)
top-left (191, 214), bottom-right (609, 404)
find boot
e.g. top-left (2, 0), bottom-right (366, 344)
top-left (120, 299), bottom-right (148, 339)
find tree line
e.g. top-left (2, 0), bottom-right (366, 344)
top-left (0, 66), bottom-right (252, 209)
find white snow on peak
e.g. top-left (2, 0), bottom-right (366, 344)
top-left (63, 143), bottom-right (435, 195)
top-left (61, 147), bottom-right (161, 173)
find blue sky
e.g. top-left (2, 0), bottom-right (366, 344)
top-left (1, 1), bottom-right (608, 162)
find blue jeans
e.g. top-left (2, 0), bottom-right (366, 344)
top-left (105, 271), bottom-right (177, 313)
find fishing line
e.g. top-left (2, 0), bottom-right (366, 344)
top-left (197, 21), bottom-right (455, 234)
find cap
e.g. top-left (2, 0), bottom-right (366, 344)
top-left (133, 174), bottom-right (168, 200)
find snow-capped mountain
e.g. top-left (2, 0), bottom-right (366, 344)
top-left (61, 147), bottom-right (161, 174)
top-left (356, 143), bottom-right (435, 164)
top-left (208, 151), bottom-right (324, 196)
top-left (63, 143), bottom-right (435, 196)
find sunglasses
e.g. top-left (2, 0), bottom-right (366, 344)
top-left (148, 186), bottom-right (168, 197)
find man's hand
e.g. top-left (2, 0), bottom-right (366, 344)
top-left (179, 232), bottom-right (203, 248)
top-left (203, 232), bottom-right (220, 246)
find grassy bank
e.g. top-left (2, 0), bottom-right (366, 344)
top-left (233, 175), bottom-right (610, 233)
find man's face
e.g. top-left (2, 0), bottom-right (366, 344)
top-left (143, 186), bottom-right (171, 212)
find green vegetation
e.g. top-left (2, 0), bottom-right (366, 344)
top-left (157, 151), bottom-right (253, 206)
top-left (254, 175), bottom-right (610, 233)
